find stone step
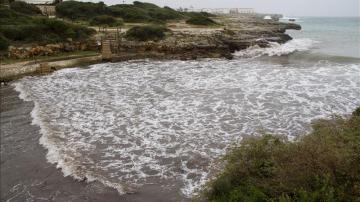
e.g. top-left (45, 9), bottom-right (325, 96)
top-left (101, 40), bottom-right (112, 60)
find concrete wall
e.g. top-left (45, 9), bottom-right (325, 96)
top-left (0, 55), bottom-right (102, 81)
top-left (36, 5), bottom-right (56, 16)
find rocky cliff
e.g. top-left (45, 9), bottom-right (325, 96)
top-left (109, 15), bottom-right (301, 61)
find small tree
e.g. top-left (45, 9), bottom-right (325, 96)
top-left (90, 15), bottom-right (123, 27)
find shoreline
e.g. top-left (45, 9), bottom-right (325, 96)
top-left (0, 85), bottom-right (190, 201)
top-left (1, 15), bottom-right (301, 82)
top-left (0, 14), bottom-right (302, 201)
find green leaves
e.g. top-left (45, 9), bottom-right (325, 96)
top-left (203, 107), bottom-right (360, 202)
top-left (125, 25), bottom-right (169, 42)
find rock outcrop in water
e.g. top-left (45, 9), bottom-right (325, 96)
top-left (109, 15), bottom-right (301, 61)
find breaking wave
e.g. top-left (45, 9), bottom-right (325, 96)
top-left (235, 38), bottom-right (317, 58)
top-left (12, 59), bottom-right (360, 197)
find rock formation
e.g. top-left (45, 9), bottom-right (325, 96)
top-left (108, 15), bottom-right (301, 61)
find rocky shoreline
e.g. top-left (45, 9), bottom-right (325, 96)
top-left (0, 14), bottom-right (302, 202)
top-left (0, 14), bottom-right (300, 81)
top-left (109, 15), bottom-right (301, 61)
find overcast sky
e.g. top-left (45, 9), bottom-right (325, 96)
top-left (99, 0), bottom-right (359, 17)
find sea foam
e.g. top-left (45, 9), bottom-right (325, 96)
top-left (235, 38), bottom-right (317, 58)
top-left (13, 59), bottom-right (360, 197)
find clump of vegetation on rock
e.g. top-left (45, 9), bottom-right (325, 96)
top-left (9, 1), bottom-right (42, 16)
top-left (89, 15), bottom-right (123, 27)
top-left (55, 1), bottom-right (108, 21)
top-left (125, 25), bottom-right (169, 41)
top-left (202, 107), bottom-right (360, 201)
top-left (186, 15), bottom-right (217, 26)
top-left (109, 1), bottom-right (183, 23)
top-left (0, 6), bottom-right (95, 49)
top-left (55, 1), bottom-right (212, 24)
top-left (0, 5), bottom-right (33, 25)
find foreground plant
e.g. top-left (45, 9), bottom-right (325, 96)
top-left (202, 107), bottom-right (360, 201)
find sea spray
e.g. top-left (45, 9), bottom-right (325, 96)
top-left (235, 38), bottom-right (317, 58)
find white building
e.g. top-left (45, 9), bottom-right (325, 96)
top-left (183, 8), bottom-right (255, 15)
top-left (264, 15), bottom-right (272, 20)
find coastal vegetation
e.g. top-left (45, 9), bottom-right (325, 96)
top-left (109, 2), bottom-right (183, 23)
top-left (55, 1), bottom-right (108, 21)
top-left (0, 5), bottom-right (95, 52)
top-left (125, 25), bottom-right (169, 41)
top-left (186, 15), bottom-right (218, 26)
top-left (1, 1), bottom-right (217, 54)
top-left (9, 1), bottom-right (42, 16)
top-left (203, 107), bottom-right (360, 201)
top-left (89, 15), bottom-right (124, 27)
top-left (55, 1), bottom-right (214, 24)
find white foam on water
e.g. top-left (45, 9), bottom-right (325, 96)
top-left (235, 38), bottom-right (317, 58)
top-left (12, 59), bottom-right (360, 197)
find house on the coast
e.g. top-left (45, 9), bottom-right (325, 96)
top-left (12, 0), bottom-right (61, 16)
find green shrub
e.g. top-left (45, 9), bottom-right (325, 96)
top-left (55, 1), bottom-right (108, 20)
top-left (184, 11), bottom-right (215, 18)
top-left (0, 6), bottom-right (33, 25)
top-left (0, 34), bottom-right (9, 52)
top-left (109, 2), bottom-right (182, 23)
top-left (125, 25), bottom-right (169, 41)
top-left (89, 15), bottom-right (123, 27)
top-left (203, 107), bottom-right (360, 202)
top-left (0, 7), bottom-right (96, 44)
top-left (9, 1), bottom-right (42, 16)
top-left (186, 15), bottom-right (217, 26)
top-left (55, 1), bottom-right (213, 24)
top-left (109, 4), bottom-right (151, 23)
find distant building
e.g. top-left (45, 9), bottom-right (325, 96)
top-left (37, 4), bottom-right (56, 16)
top-left (264, 15), bottom-right (272, 20)
top-left (183, 7), bottom-right (255, 15)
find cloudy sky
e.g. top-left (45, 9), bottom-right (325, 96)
top-left (99, 0), bottom-right (359, 17)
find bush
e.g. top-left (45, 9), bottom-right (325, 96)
top-left (0, 6), bottom-right (33, 25)
top-left (9, 1), bottom-right (42, 16)
top-left (56, 1), bottom-right (108, 21)
top-left (109, 4), bottom-right (151, 23)
top-left (55, 1), bottom-right (213, 24)
top-left (184, 11), bottom-right (215, 18)
top-left (109, 2), bottom-right (182, 23)
top-left (0, 7), bottom-right (96, 44)
top-left (203, 107), bottom-right (360, 201)
top-left (0, 34), bottom-right (9, 52)
top-left (186, 15), bottom-right (217, 26)
top-left (89, 15), bottom-right (123, 27)
top-left (125, 25), bottom-right (169, 41)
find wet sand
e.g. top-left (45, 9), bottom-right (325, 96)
top-left (0, 84), bottom-right (188, 202)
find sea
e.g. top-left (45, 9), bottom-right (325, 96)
top-left (12, 17), bottom-right (360, 197)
